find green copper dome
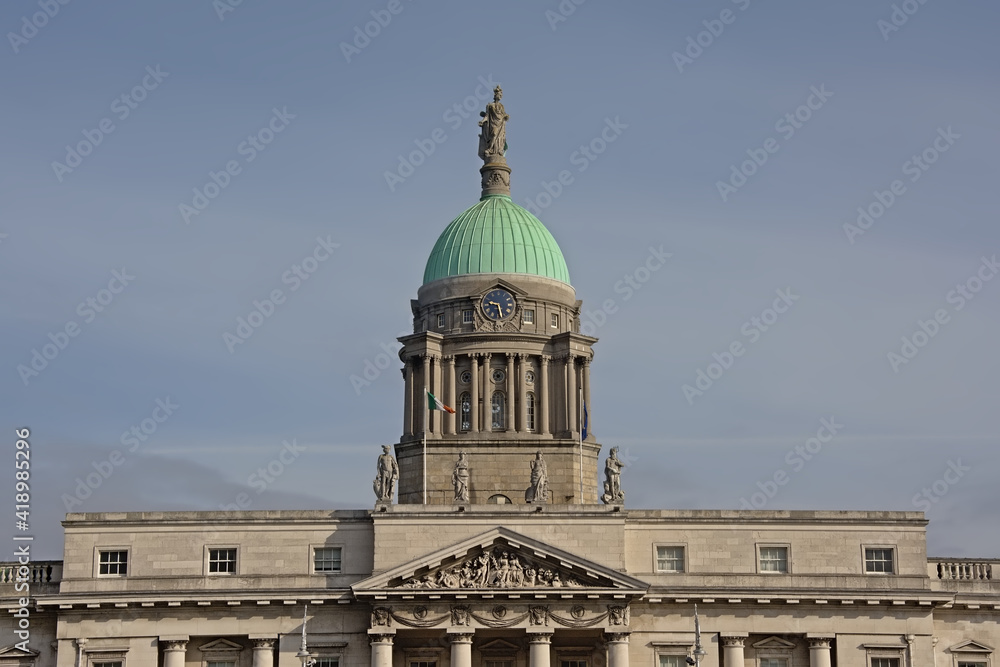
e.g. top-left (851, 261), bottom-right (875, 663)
top-left (423, 195), bottom-right (571, 285)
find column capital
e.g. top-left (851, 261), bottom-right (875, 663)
top-left (443, 354), bottom-right (455, 363)
top-left (161, 639), bottom-right (188, 651)
top-left (605, 632), bottom-right (631, 643)
top-left (527, 631), bottom-right (554, 644)
top-left (251, 638), bottom-right (276, 650)
top-left (808, 637), bottom-right (833, 649)
top-left (447, 631), bottom-right (475, 644)
top-left (369, 632), bottom-right (396, 644)
top-left (721, 636), bottom-right (747, 648)
top-left (540, 355), bottom-right (551, 366)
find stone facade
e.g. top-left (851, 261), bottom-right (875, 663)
top-left (1, 509), bottom-right (997, 666)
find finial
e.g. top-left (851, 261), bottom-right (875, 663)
top-left (477, 84), bottom-right (511, 197)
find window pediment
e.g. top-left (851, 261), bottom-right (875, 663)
top-left (950, 641), bottom-right (994, 654)
top-left (753, 638), bottom-right (797, 651)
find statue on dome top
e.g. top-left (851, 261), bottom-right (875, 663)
top-left (478, 86), bottom-right (509, 161)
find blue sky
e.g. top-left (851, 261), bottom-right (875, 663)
top-left (1, 0), bottom-right (998, 559)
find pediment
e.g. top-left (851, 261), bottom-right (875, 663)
top-left (753, 637), bottom-right (798, 651)
top-left (949, 641), bottom-right (994, 654)
top-left (0, 645), bottom-right (38, 658)
top-left (480, 639), bottom-right (521, 654)
top-left (353, 527), bottom-right (647, 597)
top-left (199, 638), bottom-right (244, 653)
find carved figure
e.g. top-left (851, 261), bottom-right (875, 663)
top-left (373, 445), bottom-right (399, 502)
top-left (451, 605), bottom-right (470, 626)
top-left (608, 605), bottom-right (630, 626)
top-left (529, 605), bottom-right (548, 626)
top-left (478, 86), bottom-right (509, 160)
top-left (453, 451), bottom-right (470, 502)
top-left (601, 446), bottom-right (626, 505)
top-left (371, 607), bottom-right (392, 627)
top-left (525, 451), bottom-right (549, 504)
top-left (399, 547), bottom-right (583, 589)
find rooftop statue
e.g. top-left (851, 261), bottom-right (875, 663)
top-left (453, 451), bottom-right (470, 503)
top-left (478, 86), bottom-right (509, 161)
top-left (525, 451), bottom-right (548, 504)
top-left (601, 446), bottom-right (625, 505)
top-left (373, 445), bottom-right (399, 503)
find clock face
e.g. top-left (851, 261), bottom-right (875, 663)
top-left (482, 288), bottom-right (515, 320)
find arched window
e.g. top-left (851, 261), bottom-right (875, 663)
top-left (491, 391), bottom-right (506, 430)
top-left (460, 392), bottom-right (471, 431)
top-left (526, 392), bottom-right (536, 431)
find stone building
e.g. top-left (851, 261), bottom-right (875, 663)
top-left (2, 88), bottom-right (997, 667)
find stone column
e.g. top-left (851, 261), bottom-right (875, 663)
top-left (444, 356), bottom-right (456, 435)
top-left (721, 636), bottom-right (746, 667)
top-left (370, 633), bottom-right (394, 667)
top-left (505, 353), bottom-right (515, 430)
top-left (402, 359), bottom-right (412, 437)
top-left (539, 356), bottom-right (550, 435)
top-left (470, 354), bottom-right (480, 433)
top-left (809, 637), bottom-right (833, 667)
top-left (161, 639), bottom-right (188, 667)
top-left (582, 357), bottom-right (591, 436)
top-left (606, 633), bottom-right (631, 667)
top-left (566, 355), bottom-right (577, 436)
top-left (528, 631), bottom-right (553, 667)
top-left (422, 355), bottom-right (431, 435)
top-left (251, 638), bottom-right (275, 667)
top-left (449, 631), bottom-right (474, 667)
top-left (518, 354), bottom-right (528, 432)
top-left (483, 352), bottom-right (493, 432)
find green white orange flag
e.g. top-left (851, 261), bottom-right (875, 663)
top-left (427, 391), bottom-right (455, 414)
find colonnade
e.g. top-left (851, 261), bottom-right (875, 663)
top-left (402, 352), bottom-right (592, 439)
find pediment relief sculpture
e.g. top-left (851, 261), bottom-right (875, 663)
top-left (399, 546), bottom-right (587, 589)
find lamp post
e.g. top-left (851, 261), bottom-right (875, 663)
top-left (688, 604), bottom-right (706, 667)
top-left (296, 605), bottom-right (317, 667)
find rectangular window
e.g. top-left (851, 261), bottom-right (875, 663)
top-left (208, 548), bottom-right (237, 574)
top-left (759, 546), bottom-right (788, 573)
top-left (98, 550), bottom-right (128, 576)
top-left (865, 548), bottom-right (895, 573)
top-left (437, 313), bottom-right (445, 328)
top-left (316, 660), bottom-right (340, 667)
top-left (410, 661), bottom-right (437, 667)
top-left (562, 661), bottom-right (588, 667)
top-left (660, 656), bottom-right (688, 667)
top-left (462, 309), bottom-right (474, 323)
top-left (207, 662), bottom-right (236, 667)
top-left (523, 309), bottom-right (534, 324)
top-left (761, 659), bottom-right (788, 667)
top-left (93, 663), bottom-right (124, 667)
top-left (551, 313), bottom-right (559, 328)
top-left (656, 545), bottom-right (685, 572)
top-left (314, 547), bottom-right (342, 573)
top-left (958, 663), bottom-right (987, 667)
top-left (871, 659), bottom-right (900, 667)
top-left (486, 661), bottom-right (513, 667)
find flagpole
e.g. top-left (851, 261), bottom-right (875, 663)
top-left (579, 385), bottom-right (584, 504)
top-left (423, 385), bottom-right (428, 505)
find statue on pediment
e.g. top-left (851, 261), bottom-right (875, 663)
top-left (400, 546), bottom-right (583, 589)
top-left (601, 447), bottom-right (625, 505)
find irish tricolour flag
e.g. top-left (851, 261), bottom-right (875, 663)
top-left (427, 391), bottom-right (455, 414)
